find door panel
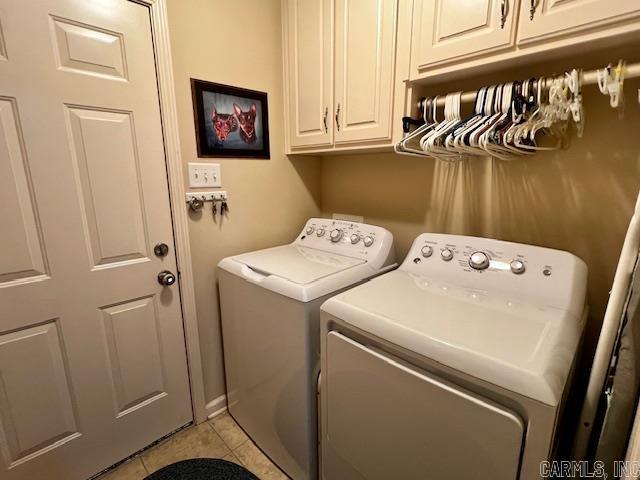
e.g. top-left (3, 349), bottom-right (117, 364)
top-left (0, 98), bottom-right (48, 284)
top-left (50, 16), bottom-right (128, 80)
top-left (0, 1), bottom-right (192, 479)
top-left (285, 0), bottom-right (333, 148)
top-left (517, 0), bottom-right (640, 44)
top-left (66, 106), bottom-right (149, 267)
top-left (101, 297), bottom-right (166, 416)
top-left (334, 0), bottom-right (397, 144)
top-left (0, 321), bottom-right (79, 466)
top-left (411, 0), bottom-right (518, 73)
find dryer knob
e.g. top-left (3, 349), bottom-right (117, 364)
top-left (306, 226), bottom-right (315, 235)
top-left (421, 245), bottom-right (433, 258)
top-left (350, 234), bottom-right (360, 244)
top-left (316, 228), bottom-right (325, 237)
top-left (469, 251), bottom-right (490, 270)
top-left (330, 229), bottom-right (343, 243)
top-left (441, 248), bottom-right (454, 262)
top-left (510, 259), bottom-right (526, 274)
top-left (363, 236), bottom-right (374, 247)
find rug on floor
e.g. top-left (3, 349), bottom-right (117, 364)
top-left (144, 458), bottom-right (259, 480)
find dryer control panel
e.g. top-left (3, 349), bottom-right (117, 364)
top-left (295, 218), bottom-right (395, 270)
top-left (402, 233), bottom-right (587, 315)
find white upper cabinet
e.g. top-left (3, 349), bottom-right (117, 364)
top-left (334, 0), bottom-right (397, 144)
top-left (283, 0), bottom-right (401, 152)
top-left (284, 0), bottom-right (333, 148)
top-left (411, 0), bottom-right (518, 73)
top-left (517, 0), bottom-right (640, 44)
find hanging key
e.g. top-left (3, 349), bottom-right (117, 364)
top-left (212, 199), bottom-right (218, 219)
top-left (221, 197), bottom-right (229, 216)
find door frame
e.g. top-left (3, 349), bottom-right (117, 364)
top-left (138, 0), bottom-right (207, 424)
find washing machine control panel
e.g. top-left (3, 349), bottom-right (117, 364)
top-left (295, 218), bottom-right (395, 268)
top-left (403, 233), bottom-right (587, 313)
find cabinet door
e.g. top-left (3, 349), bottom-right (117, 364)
top-left (517, 0), bottom-right (640, 44)
top-left (284, 0), bottom-right (333, 149)
top-left (334, 0), bottom-right (398, 144)
top-left (411, 0), bottom-right (518, 73)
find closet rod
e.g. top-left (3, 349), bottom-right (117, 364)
top-left (421, 62), bottom-right (640, 108)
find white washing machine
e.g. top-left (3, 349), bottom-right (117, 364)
top-left (218, 218), bottom-right (396, 480)
top-left (319, 234), bottom-right (588, 480)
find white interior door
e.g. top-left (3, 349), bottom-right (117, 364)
top-left (0, 1), bottom-right (192, 479)
top-left (333, 0), bottom-right (397, 145)
top-left (285, 0), bottom-right (334, 149)
top-left (517, 0), bottom-right (640, 44)
top-left (411, 0), bottom-right (518, 73)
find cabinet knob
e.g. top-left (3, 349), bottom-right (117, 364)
top-left (530, 0), bottom-right (537, 20)
top-left (500, 0), bottom-right (508, 29)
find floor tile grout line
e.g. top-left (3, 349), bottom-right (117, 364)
top-left (140, 455), bottom-right (150, 475)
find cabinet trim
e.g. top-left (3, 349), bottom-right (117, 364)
top-left (517, 8), bottom-right (640, 45)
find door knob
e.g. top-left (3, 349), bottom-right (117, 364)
top-left (154, 243), bottom-right (169, 257)
top-left (158, 270), bottom-right (176, 286)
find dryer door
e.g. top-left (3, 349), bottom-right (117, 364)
top-left (322, 332), bottom-right (524, 480)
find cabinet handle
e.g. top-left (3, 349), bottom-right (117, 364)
top-left (500, 0), bottom-right (507, 29)
top-left (530, 0), bottom-right (536, 20)
top-left (323, 107), bottom-right (328, 133)
top-left (335, 104), bottom-right (341, 132)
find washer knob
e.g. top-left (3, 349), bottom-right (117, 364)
top-left (469, 251), bottom-right (490, 270)
top-left (329, 229), bottom-right (343, 243)
top-left (363, 236), bottom-right (374, 247)
top-left (441, 248), bottom-right (454, 261)
top-left (510, 259), bottom-right (526, 274)
top-left (421, 245), bottom-right (433, 258)
top-left (316, 228), bottom-right (325, 237)
top-left (306, 226), bottom-right (315, 235)
top-left (350, 234), bottom-right (360, 244)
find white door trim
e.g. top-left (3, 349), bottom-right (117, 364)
top-left (139, 0), bottom-right (207, 424)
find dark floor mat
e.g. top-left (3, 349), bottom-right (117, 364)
top-left (144, 458), bottom-right (259, 480)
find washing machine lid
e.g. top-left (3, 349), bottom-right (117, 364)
top-left (321, 270), bottom-right (585, 405)
top-left (233, 244), bottom-right (366, 285)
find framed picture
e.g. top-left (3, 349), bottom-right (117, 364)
top-left (191, 78), bottom-right (270, 159)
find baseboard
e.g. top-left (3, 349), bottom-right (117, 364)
top-left (205, 394), bottom-right (227, 420)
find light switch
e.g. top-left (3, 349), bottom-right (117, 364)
top-left (188, 162), bottom-right (221, 188)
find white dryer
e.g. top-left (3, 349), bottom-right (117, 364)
top-left (319, 234), bottom-right (588, 480)
top-left (218, 218), bottom-right (395, 480)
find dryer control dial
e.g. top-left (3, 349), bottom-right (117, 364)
top-left (421, 245), bottom-right (433, 258)
top-left (441, 248), bottom-right (454, 262)
top-left (469, 251), bottom-right (490, 270)
top-left (330, 229), bottom-right (343, 243)
top-left (350, 234), bottom-right (360, 244)
top-left (306, 226), bottom-right (315, 235)
top-left (363, 236), bottom-right (374, 247)
top-left (316, 228), bottom-right (325, 237)
top-left (510, 259), bottom-right (526, 274)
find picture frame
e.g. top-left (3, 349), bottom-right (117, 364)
top-left (191, 78), bottom-right (270, 159)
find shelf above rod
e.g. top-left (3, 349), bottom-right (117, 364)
top-left (419, 61), bottom-right (640, 108)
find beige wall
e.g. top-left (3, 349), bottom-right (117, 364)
top-left (167, 0), bottom-right (321, 406)
top-left (167, 1), bottom-right (640, 409)
top-left (321, 82), bottom-right (640, 356)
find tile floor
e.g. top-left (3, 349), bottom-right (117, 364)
top-left (97, 411), bottom-right (289, 480)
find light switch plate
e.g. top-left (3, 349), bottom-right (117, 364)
top-left (188, 162), bottom-right (221, 188)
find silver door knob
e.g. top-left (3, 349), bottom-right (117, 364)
top-left (188, 196), bottom-right (204, 211)
top-left (158, 270), bottom-right (176, 286)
